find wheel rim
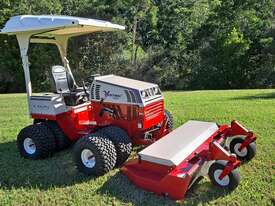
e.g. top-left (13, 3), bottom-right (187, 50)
top-left (23, 138), bottom-right (36, 155)
top-left (213, 169), bottom-right (230, 186)
top-left (81, 149), bottom-right (96, 168)
top-left (234, 143), bottom-right (248, 157)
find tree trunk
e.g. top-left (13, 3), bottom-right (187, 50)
top-left (131, 16), bottom-right (138, 65)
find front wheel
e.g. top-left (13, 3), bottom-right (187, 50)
top-left (73, 133), bottom-right (116, 176)
top-left (98, 126), bottom-right (132, 167)
top-left (230, 138), bottom-right (256, 161)
top-left (208, 160), bottom-right (240, 191)
top-left (164, 109), bottom-right (174, 130)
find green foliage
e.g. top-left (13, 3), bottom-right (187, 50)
top-left (0, 0), bottom-right (62, 92)
top-left (0, 0), bottom-right (274, 92)
top-left (190, 0), bottom-right (275, 89)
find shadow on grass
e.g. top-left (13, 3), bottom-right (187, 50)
top-left (0, 140), bottom-right (92, 190)
top-left (0, 141), bottom-right (231, 205)
top-left (232, 92), bottom-right (275, 100)
top-left (97, 172), bottom-right (230, 206)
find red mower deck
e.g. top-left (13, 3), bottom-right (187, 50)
top-left (122, 120), bottom-right (256, 200)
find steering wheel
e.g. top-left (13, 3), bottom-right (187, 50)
top-left (81, 74), bottom-right (100, 100)
top-left (82, 80), bottom-right (90, 98)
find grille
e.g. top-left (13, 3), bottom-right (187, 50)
top-left (95, 84), bottom-right (101, 100)
top-left (144, 101), bottom-right (163, 120)
top-left (91, 84), bottom-right (95, 99)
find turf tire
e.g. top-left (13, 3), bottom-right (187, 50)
top-left (98, 126), bottom-right (132, 167)
top-left (17, 123), bottom-right (56, 159)
top-left (45, 121), bottom-right (71, 151)
top-left (73, 133), bottom-right (116, 176)
top-left (164, 109), bottom-right (174, 130)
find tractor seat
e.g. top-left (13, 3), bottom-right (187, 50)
top-left (51, 65), bottom-right (86, 105)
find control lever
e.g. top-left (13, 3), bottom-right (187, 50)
top-left (99, 107), bottom-right (115, 117)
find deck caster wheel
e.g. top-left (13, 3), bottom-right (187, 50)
top-left (230, 138), bottom-right (256, 161)
top-left (73, 133), bottom-right (116, 176)
top-left (17, 123), bottom-right (56, 159)
top-left (208, 160), bottom-right (240, 191)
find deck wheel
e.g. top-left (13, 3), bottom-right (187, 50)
top-left (208, 160), bottom-right (240, 190)
top-left (230, 138), bottom-right (256, 161)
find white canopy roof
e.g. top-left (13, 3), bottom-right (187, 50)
top-left (0, 15), bottom-right (126, 115)
top-left (0, 15), bottom-right (125, 37)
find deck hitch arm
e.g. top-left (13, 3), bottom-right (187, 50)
top-left (239, 131), bottom-right (256, 150)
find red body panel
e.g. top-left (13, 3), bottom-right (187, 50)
top-left (31, 99), bottom-right (166, 144)
top-left (122, 121), bottom-right (255, 200)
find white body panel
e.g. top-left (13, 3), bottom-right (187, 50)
top-left (30, 94), bottom-right (67, 115)
top-left (95, 75), bottom-right (158, 90)
top-left (139, 120), bottom-right (219, 166)
top-left (91, 75), bottom-right (163, 106)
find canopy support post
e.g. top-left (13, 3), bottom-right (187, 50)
top-left (55, 36), bottom-right (77, 87)
top-left (16, 33), bottom-right (32, 116)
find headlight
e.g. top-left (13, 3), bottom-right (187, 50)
top-left (153, 87), bottom-right (159, 95)
top-left (141, 90), bottom-right (147, 98)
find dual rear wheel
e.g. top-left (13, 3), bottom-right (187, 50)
top-left (17, 121), bottom-right (71, 159)
top-left (73, 126), bottom-right (132, 176)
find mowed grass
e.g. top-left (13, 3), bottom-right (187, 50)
top-left (0, 89), bottom-right (274, 206)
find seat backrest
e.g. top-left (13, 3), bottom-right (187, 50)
top-left (52, 65), bottom-right (70, 93)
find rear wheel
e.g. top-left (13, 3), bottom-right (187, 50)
top-left (73, 133), bottom-right (116, 176)
top-left (208, 160), bottom-right (240, 190)
top-left (230, 138), bottom-right (256, 161)
top-left (45, 121), bottom-right (71, 151)
top-left (164, 109), bottom-right (174, 130)
top-left (98, 126), bottom-right (132, 167)
top-left (17, 123), bottom-right (56, 159)
top-left (33, 119), bottom-right (45, 124)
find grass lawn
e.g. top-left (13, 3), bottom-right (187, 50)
top-left (0, 89), bottom-right (274, 206)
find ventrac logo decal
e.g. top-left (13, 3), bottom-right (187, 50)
top-left (103, 90), bottom-right (122, 100)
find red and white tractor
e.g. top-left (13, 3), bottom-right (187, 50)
top-left (1, 15), bottom-right (257, 200)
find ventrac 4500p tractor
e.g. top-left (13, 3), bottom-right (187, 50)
top-left (1, 15), bottom-right (173, 175)
top-left (1, 15), bottom-right (257, 200)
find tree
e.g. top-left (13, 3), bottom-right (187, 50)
top-left (190, 0), bottom-right (275, 89)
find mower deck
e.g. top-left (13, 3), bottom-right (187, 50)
top-left (139, 120), bottom-right (218, 166)
top-left (122, 120), bottom-right (255, 200)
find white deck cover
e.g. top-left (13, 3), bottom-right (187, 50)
top-left (0, 15), bottom-right (125, 36)
top-left (139, 120), bottom-right (219, 166)
top-left (95, 75), bottom-right (158, 90)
